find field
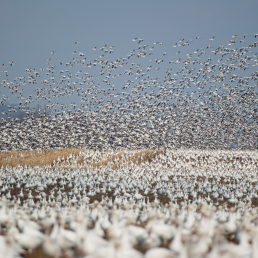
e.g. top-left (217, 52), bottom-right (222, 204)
top-left (1, 148), bottom-right (258, 258)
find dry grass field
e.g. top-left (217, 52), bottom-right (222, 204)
top-left (0, 148), bottom-right (84, 168)
top-left (0, 149), bottom-right (165, 168)
top-left (1, 148), bottom-right (258, 170)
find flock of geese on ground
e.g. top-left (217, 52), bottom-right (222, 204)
top-left (0, 34), bottom-right (258, 151)
top-left (0, 149), bottom-right (258, 257)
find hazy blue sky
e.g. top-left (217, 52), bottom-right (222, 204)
top-left (1, 0), bottom-right (258, 106)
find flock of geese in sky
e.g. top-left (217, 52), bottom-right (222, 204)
top-left (0, 34), bottom-right (258, 257)
top-left (0, 34), bottom-right (258, 151)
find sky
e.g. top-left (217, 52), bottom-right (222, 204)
top-left (1, 0), bottom-right (258, 109)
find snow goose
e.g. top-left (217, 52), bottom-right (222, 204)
top-left (19, 189), bottom-right (24, 198)
top-left (41, 221), bottom-right (61, 258)
top-left (76, 216), bottom-right (108, 256)
top-left (169, 222), bottom-right (183, 254)
top-left (1, 229), bottom-right (24, 258)
top-left (56, 215), bottom-right (77, 251)
top-left (116, 245), bottom-right (143, 258)
top-left (145, 247), bottom-right (174, 258)
top-left (100, 211), bottom-right (111, 231)
top-left (134, 189), bottom-right (143, 201)
top-left (126, 224), bottom-right (147, 243)
top-left (228, 193), bottom-right (237, 204)
top-left (224, 211), bottom-right (237, 234)
top-left (0, 197), bottom-right (9, 228)
top-left (27, 190), bottom-right (33, 200)
top-left (141, 229), bottom-right (161, 251)
top-left (5, 216), bottom-right (44, 253)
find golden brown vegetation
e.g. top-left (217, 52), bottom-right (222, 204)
top-left (1, 148), bottom-right (258, 170)
top-left (111, 149), bottom-right (164, 169)
top-left (87, 150), bottom-right (125, 168)
top-left (0, 148), bottom-right (84, 168)
top-left (0, 149), bottom-right (165, 169)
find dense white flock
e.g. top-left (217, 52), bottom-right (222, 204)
top-left (1, 34), bottom-right (258, 150)
top-left (1, 149), bottom-right (258, 257)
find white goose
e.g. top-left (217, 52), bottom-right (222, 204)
top-left (56, 215), bottom-right (77, 251)
top-left (169, 223), bottom-right (183, 254)
top-left (6, 216), bottom-right (44, 253)
top-left (41, 220), bottom-right (61, 258)
top-left (134, 189), bottom-right (144, 201)
top-left (0, 229), bottom-right (24, 258)
top-left (145, 247), bottom-right (174, 258)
